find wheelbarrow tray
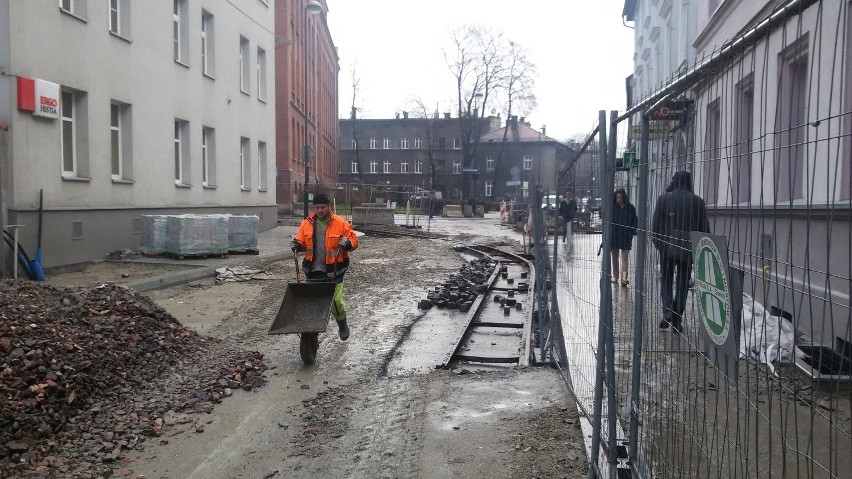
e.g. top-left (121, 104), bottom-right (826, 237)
top-left (268, 281), bottom-right (337, 335)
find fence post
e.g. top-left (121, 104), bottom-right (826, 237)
top-left (531, 186), bottom-right (550, 361)
top-left (628, 113), bottom-right (650, 472)
top-left (590, 110), bottom-right (612, 478)
top-left (604, 110), bottom-right (619, 476)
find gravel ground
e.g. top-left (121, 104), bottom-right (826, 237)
top-left (4, 225), bottom-right (587, 478)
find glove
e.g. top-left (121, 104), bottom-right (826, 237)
top-left (290, 239), bottom-right (301, 251)
top-left (338, 236), bottom-right (352, 251)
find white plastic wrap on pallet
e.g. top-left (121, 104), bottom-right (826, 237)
top-left (139, 215), bottom-right (168, 255)
top-left (227, 215), bottom-right (259, 251)
top-left (164, 215), bottom-right (229, 256)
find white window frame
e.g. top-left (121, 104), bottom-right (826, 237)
top-left (174, 120), bottom-right (189, 185)
top-left (109, 0), bottom-right (120, 34)
top-left (240, 137), bottom-right (251, 190)
top-left (383, 137), bottom-right (391, 149)
top-left (201, 11), bottom-right (214, 77)
top-left (173, 0), bottom-right (188, 64)
top-left (414, 137), bottom-right (422, 149)
top-left (110, 103), bottom-right (122, 179)
top-left (257, 47), bottom-right (267, 102)
top-left (453, 161), bottom-right (461, 174)
top-left (401, 137), bottom-right (409, 149)
top-left (369, 137), bottom-right (377, 149)
top-left (351, 161), bottom-right (359, 173)
top-left (453, 138), bottom-right (461, 149)
top-left (370, 160), bottom-right (377, 173)
top-left (201, 127), bottom-right (212, 187)
top-left (240, 36), bottom-right (250, 94)
top-left (61, 91), bottom-right (77, 177)
top-left (60, 0), bottom-right (87, 20)
top-left (415, 160), bottom-right (422, 174)
top-left (523, 155), bottom-right (533, 170)
top-left (486, 157), bottom-right (495, 171)
top-left (485, 180), bottom-right (493, 197)
top-left (351, 139), bottom-right (357, 149)
top-left (257, 141), bottom-right (267, 191)
top-left (383, 160), bottom-right (391, 173)
top-left (401, 162), bottom-right (409, 173)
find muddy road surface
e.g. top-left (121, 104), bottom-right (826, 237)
top-left (109, 234), bottom-right (586, 478)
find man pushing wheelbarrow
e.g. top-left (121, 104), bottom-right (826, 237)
top-left (289, 193), bottom-right (358, 342)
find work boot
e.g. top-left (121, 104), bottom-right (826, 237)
top-left (659, 311), bottom-right (672, 329)
top-left (671, 316), bottom-right (683, 334)
top-left (611, 275), bottom-right (617, 284)
top-left (621, 271), bottom-right (629, 287)
top-left (336, 317), bottom-right (350, 341)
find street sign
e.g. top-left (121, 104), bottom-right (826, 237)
top-left (629, 123), bottom-right (670, 140)
top-left (300, 145), bottom-right (315, 162)
top-left (462, 168), bottom-right (479, 173)
top-left (692, 232), bottom-right (742, 381)
top-left (623, 152), bottom-right (637, 168)
top-left (506, 180), bottom-right (521, 186)
top-left (650, 100), bottom-right (691, 121)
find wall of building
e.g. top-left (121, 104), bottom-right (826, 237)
top-left (3, 0), bottom-right (277, 268)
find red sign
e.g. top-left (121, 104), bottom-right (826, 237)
top-left (17, 77), bottom-right (35, 112)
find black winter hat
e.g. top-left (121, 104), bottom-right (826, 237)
top-left (312, 193), bottom-right (331, 205)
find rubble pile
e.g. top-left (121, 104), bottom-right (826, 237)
top-left (418, 258), bottom-right (496, 312)
top-left (0, 279), bottom-right (267, 478)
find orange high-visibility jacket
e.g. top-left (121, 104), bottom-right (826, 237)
top-left (295, 211), bottom-right (358, 278)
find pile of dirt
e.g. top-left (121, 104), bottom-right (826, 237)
top-left (0, 280), bottom-right (267, 478)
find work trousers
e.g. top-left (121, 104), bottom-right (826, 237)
top-left (306, 272), bottom-right (346, 320)
top-left (660, 257), bottom-right (691, 320)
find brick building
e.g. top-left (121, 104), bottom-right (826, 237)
top-left (275, 0), bottom-right (339, 214)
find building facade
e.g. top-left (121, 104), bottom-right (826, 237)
top-left (0, 0), bottom-right (277, 269)
top-left (275, 0), bottom-right (339, 214)
top-left (338, 114), bottom-right (571, 203)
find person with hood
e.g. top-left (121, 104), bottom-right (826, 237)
top-left (290, 194), bottom-right (359, 341)
top-left (610, 188), bottom-right (638, 286)
top-left (651, 171), bottom-right (710, 332)
top-left (558, 191), bottom-right (578, 250)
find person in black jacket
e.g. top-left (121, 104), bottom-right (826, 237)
top-left (651, 171), bottom-right (710, 332)
top-left (558, 191), bottom-right (577, 249)
top-left (610, 188), bottom-right (638, 286)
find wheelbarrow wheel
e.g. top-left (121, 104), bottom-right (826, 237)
top-left (300, 333), bottom-right (320, 365)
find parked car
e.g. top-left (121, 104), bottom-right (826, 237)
top-left (541, 194), bottom-right (558, 211)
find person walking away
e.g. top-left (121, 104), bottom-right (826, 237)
top-left (651, 171), bottom-right (710, 333)
top-left (610, 188), bottom-right (638, 286)
top-left (290, 194), bottom-right (359, 341)
top-left (558, 191), bottom-right (578, 251)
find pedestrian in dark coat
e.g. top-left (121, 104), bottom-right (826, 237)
top-left (558, 191), bottom-right (577, 249)
top-left (651, 171), bottom-right (710, 332)
top-left (611, 188), bottom-right (638, 286)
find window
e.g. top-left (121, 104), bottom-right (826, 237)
top-left (240, 36), bottom-right (250, 94)
top-left (453, 188), bottom-right (461, 199)
top-left (453, 161), bottom-right (461, 174)
top-left (257, 141), bottom-right (267, 190)
top-left (733, 77), bottom-right (754, 203)
top-left (351, 139), bottom-right (357, 149)
top-left (438, 137), bottom-right (446, 149)
top-left (401, 162), bottom-right (409, 173)
top-left (453, 138), bottom-right (461, 149)
top-left (486, 157), bottom-right (494, 171)
top-left (383, 160), bottom-right (391, 173)
top-left (174, 120), bottom-right (190, 185)
top-left (383, 137), bottom-right (391, 149)
top-left (240, 137), bottom-right (251, 190)
top-left (369, 137), bottom-right (377, 149)
top-left (110, 101), bottom-right (132, 180)
top-left (201, 11), bottom-right (215, 77)
top-left (202, 126), bottom-right (215, 187)
top-left (61, 89), bottom-right (89, 178)
top-left (60, 0), bottom-right (87, 20)
top-left (351, 161), bottom-right (359, 173)
top-left (109, 0), bottom-right (130, 38)
top-left (257, 47), bottom-right (267, 101)
top-left (775, 38), bottom-right (808, 202)
top-left (173, 0), bottom-right (188, 64)
top-left (370, 160), bottom-right (377, 173)
top-left (523, 155), bottom-right (532, 170)
top-left (401, 137), bottom-right (409, 149)
top-left (485, 181), bottom-right (493, 197)
top-left (704, 100), bottom-right (722, 205)
top-left (415, 160), bottom-right (422, 174)
top-left (522, 181), bottom-right (529, 198)
top-left (414, 137), bottom-right (422, 149)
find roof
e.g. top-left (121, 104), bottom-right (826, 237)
top-left (479, 122), bottom-right (558, 144)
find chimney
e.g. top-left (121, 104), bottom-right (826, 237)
top-left (403, 111), bottom-right (409, 119)
top-left (541, 125), bottom-right (546, 135)
top-left (433, 111), bottom-right (439, 119)
top-left (395, 112), bottom-right (400, 119)
top-left (507, 115), bottom-right (518, 126)
top-left (444, 112), bottom-right (451, 119)
top-left (519, 116), bottom-right (525, 124)
top-left (350, 107), bottom-right (357, 120)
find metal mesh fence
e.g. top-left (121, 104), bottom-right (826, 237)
top-left (538, 1), bottom-right (852, 477)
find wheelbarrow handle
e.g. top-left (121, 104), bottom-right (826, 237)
top-left (331, 247), bottom-right (342, 279)
top-left (293, 247), bottom-right (302, 283)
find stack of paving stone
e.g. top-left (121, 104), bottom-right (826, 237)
top-left (418, 258), bottom-right (495, 312)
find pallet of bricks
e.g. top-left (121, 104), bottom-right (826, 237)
top-left (140, 214), bottom-right (259, 258)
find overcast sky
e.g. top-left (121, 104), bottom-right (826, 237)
top-left (326, 0), bottom-right (635, 142)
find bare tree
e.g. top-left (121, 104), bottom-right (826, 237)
top-left (408, 98), bottom-right (441, 190)
top-left (349, 64), bottom-right (365, 182)
top-left (491, 41), bottom-right (537, 186)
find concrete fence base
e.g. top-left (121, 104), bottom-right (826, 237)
top-left (442, 205), bottom-right (464, 218)
top-left (351, 205), bottom-right (395, 226)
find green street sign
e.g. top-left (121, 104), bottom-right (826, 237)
top-left (694, 237), bottom-right (730, 346)
top-left (623, 152), bottom-right (637, 168)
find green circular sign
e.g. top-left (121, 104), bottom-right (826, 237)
top-left (694, 237), bottom-right (730, 346)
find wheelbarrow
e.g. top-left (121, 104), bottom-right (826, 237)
top-left (268, 247), bottom-right (340, 365)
